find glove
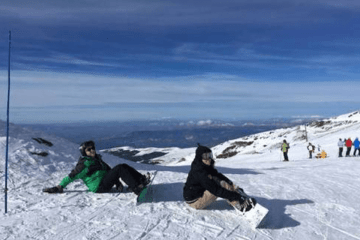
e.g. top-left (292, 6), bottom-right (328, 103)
top-left (87, 165), bottom-right (102, 176)
top-left (43, 185), bottom-right (63, 194)
top-left (236, 196), bottom-right (257, 212)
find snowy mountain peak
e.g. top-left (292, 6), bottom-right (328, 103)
top-left (329, 110), bottom-right (360, 121)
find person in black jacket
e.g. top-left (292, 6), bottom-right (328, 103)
top-left (183, 144), bottom-right (256, 211)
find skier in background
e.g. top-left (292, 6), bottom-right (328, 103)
top-left (307, 142), bottom-right (315, 159)
top-left (281, 140), bottom-right (290, 161)
top-left (338, 138), bottom-right (344, 157)
top-left (345, 138), bottom-right (353, 157)
top-left (353, 137), bottom-right (360, 156)
top-left (43, 140), bottom-right (150, 195)
top-left (183, 144), bottom-right (256, 212)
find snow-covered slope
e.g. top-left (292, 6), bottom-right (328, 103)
top-left (1, 111), bottom-right (360, 240)
top-left (125, 110), bottom-right (360, 165)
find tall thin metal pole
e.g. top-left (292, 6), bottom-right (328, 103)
top-left (5, 31), bottom-right (11, 214)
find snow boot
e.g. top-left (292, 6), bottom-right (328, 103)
top-left (141, 172), bottom-right (151, 186)
top-left (130, 172), bottom-right (151, 195)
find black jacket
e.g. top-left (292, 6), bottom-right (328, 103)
top-left (183, 146), bottom-right (241, 202)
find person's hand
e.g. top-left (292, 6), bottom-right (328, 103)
top-left (43, 185), bottom-right (63, 194)
top-left (236, 196), bottom-right (257, 212)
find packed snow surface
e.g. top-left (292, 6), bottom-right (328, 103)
top-left (1, 111), bottom-right (360, 240)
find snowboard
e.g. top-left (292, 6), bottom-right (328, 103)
top-left (136, 171), bottom-right (158, 205)
top-left (233, 188), bottom-right (268, 229)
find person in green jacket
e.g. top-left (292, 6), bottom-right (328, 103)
top-left (43, 140), bottom-right (150, 195)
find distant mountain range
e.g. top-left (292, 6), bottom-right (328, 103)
top-left (101, 111), bottom-right (360, 165)
top-left (20, 117), bottom-right (321, 150)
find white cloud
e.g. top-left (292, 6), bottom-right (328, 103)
top-left (1, 70), bottom-right (359, 110)
top-left (197, 120), bottom-right (212, 126)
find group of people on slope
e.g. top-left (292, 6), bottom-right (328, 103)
top-left (281, 137), bottom-right (360, 161)
top-left (306, 142), bottom-right (327, 159)
top-left (338, 138), bottom-right (360, 157)
top-left (44, 141), bottom-right (256, 213)
top-left (281, 140), bottom-right (325, 161)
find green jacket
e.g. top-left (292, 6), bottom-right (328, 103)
top-left (59, 155), bottom-right (111, 193)
top-left (281, 143), bottom-right (289, 153)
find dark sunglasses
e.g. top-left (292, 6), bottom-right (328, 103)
top-left (85, 146), bottom-right (95, 152)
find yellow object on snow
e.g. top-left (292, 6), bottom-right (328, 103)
top-left (316, 150), bottom-right (327, 159)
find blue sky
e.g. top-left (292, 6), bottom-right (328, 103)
top-left (1, 0), bottom-right (360, 123)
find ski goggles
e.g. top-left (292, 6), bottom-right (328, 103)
top-left (202, 152), bottom-right (214, 160)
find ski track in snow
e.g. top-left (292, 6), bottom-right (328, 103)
top-left (1, 112), bottom-right (360, 240)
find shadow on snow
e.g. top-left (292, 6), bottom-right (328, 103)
top-left (113, 158), bottom-right (263, 176)
top-left (151, 182), bottom-right (313, 229)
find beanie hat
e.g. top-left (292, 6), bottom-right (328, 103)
top-left (79, 140), bottom-right (95, 156)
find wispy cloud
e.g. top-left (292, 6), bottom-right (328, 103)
top-left (18, 53), bottom-right (130, 68)
top-left (1, 71), bottom-right (358, 109)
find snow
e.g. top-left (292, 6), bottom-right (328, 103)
top-left (1, 110), bottom-right (360, 240)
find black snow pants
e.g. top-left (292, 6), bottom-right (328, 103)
top-left (354, 148), bottom-right (360, 156)
top-left (96, 164), bottom-right (144, 193)
top-left (339, 147), bottom-right (343, 157)
top-left (283, 152), bottom-right (289, 161)
top-left (346, 147), bottom-right (352, 156)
